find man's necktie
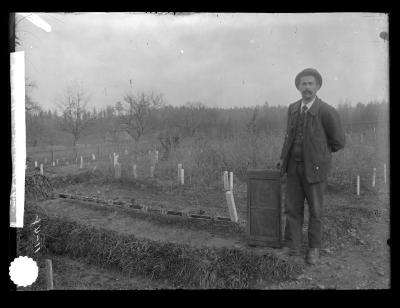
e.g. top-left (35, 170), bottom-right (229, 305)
top-left (301, 105), bottom-right (308, 130)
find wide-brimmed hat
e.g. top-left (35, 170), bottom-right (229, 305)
top-left (295, 68), bottom-right (323, 89)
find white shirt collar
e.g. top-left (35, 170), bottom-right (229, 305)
top-left (301, 96), bottom-right (316, 111)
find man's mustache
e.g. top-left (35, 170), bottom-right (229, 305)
top-left (302, 90), bottom-right (313, 95)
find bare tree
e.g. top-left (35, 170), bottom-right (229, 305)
top-left (119, 90), bottom-right (165, 142)
top-left (57, 81), bottom-right (92, 152)
top-left (175, 102), bottom-right (209, 138)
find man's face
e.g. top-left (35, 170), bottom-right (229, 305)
top-left (298, 75), bottom-right (320, 100)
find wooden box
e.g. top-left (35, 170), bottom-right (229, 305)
top-left (246, 169), bottom-right (283, 248)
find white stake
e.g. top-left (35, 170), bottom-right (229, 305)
top-left (150, 165), bottom-right (155, 178)
top-left (45, 259), bottom-right (54, 291)
top-left (384, 163), bottom-right (387, 184)
top-left (40, 164), bottom-right (43, 175)
top-left (372, 168), bottom-right (376, 188)
top-left (52, 161), bottom-right (55, 167)
top-left (180, 168), bottom-right (184, 185)
top-left (34, 161), bottom-right (37, 167)
top-left (155, 150), bottom-right (159, 163)
top-left (357, 175), bottom-right (360, 196)
top-left (223, 171), bottom-right (229, 190)
top-left (150, 151), bottom-right (156, 166)
top-left (92, 153), bottom-right (95, 161)
top-left (115, 162), bottom-right (121, 179)
top-left (229, 172), bottom-right (234, 191)
top-left (133, 164), bottom-right (137, 179)
top-left (178, 163), bottom-right (182, 183)
top-left (226, 191), bottom-right (238, 222)
top-left (80, 156), bottom-right (83, 169)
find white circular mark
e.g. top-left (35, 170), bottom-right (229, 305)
top-left (9, 256), bottom-right (39, 287)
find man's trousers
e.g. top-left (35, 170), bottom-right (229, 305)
top-left (283, 156), bottom-right (326, 251)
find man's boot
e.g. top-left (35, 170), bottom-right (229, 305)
top-left (306, 248), bottom-right (319, 265)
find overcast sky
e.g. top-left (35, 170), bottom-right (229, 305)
top-left (16, 12), bottom-right (388, 111)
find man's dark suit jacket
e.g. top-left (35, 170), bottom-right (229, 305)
top-left (280, 97), bottom-right (346, 183)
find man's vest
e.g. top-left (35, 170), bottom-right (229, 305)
top-left (290, 104), bottom-right (308, 161)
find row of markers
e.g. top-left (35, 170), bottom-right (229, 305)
top-left (356, 163), bottom-right (387, 196)
top-left (32, 154), bottom-right (387, 199)
top-left (111, 151), bottom-right (159, 179)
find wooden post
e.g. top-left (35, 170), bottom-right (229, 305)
top-left (155, 150), bottom-right (158, 163)
top-left (150, 165), bottom-right (155, 178)
top-left (80, 156), bottom-right (83, 169)
top-left (229, 171), bottom-right (234, 191)
top-left (40, 164), bottom-right (43, 175)
top-left (223, 171), bottom-right (229, 190)
top-left (133, 164), bottom-right (137, 179)
top-left (357, 175), bottom-right (360, 196)
top-left (372, 168), bottom-right (376, 188)
top-left (281, 180), bottom-right (286, 243)
top-left (226, 191), bottom-right (238, 222)
top-left (384, 163), bottom-right (387, 185)
top-left (45, 259), bottom-right (54, 290)
top-left (52, 161), bottom-right (55, 167)
top-left (34, 161), bottom-right (37, 168)
top-left (180, 168), bottom-right (184, 185)
top-left (92, 153), bottom-right (95, 161)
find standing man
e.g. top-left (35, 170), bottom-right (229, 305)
top-left (277, 68), bottom-right (345, 265)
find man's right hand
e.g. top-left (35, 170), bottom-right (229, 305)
top-left (276, 159), bottom-right (283, 170)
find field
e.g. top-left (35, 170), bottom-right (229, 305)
top-left (18, 129), bottom-right (390, 290)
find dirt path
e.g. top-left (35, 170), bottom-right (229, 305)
top-left (38, 198), bottom-right (249, 251)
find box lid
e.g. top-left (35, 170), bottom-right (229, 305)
top-left (246, 169), bottom-right (281, 180)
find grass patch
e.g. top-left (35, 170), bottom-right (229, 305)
top-left (25, 172), bottom-right (54, 201)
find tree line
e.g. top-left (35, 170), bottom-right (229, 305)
top-left (26, 82), bottom-right (388, 149)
